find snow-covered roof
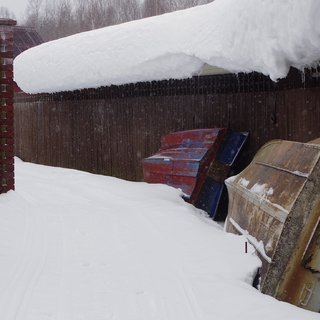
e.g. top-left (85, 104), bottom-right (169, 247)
top-left (13, 26), bottom-right (44, 59)
top-left (14, 0), bottom-right (320, 94)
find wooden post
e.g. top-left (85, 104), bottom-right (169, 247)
top-left (0, 19), bottom-right (16, 193)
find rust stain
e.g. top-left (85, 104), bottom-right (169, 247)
top-left (225, 138), bottom-right (320, 312)
top-left (142, 128), bottom-right (248, 218)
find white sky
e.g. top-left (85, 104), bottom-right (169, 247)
top-left (0, 0), bottom-right (29, 22)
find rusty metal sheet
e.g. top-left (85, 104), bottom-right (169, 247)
top-left (225, 138), bottom-right (320, 312)
top-left (142, 128), bottom-right (227, 199)
top-left (142, 128), bottom-right (248, 218)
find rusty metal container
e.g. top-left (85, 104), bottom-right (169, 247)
top-left (142, 128), bottom-right (248, 218)
top-left (225, 138), bottom-right (320, 312)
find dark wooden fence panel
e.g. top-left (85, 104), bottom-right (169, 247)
top-left (14, 70), bottom-right (320, 182)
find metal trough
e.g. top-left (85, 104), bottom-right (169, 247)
top-left (142, 128), bottom-right (248, 219)
top-left (225, 138), bottom-right (320, 312)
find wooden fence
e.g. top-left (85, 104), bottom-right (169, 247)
top-left (14, 68), bottom-right (320, 181)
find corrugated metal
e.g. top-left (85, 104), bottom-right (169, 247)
top-left (14, 67), bottom-right (320, 182)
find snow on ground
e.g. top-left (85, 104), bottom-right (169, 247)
top-left (0, 158), bottom-right (319, 320)
top-left (14, 0), bottom-right (320, 94)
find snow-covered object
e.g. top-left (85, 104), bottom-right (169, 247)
top-left (0, 158), bottom-right (319, 319)
top-left (14, 0), bottom-right (320, 94)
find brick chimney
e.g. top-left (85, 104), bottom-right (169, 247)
top-left (0, 19), bottom-right (16, 193)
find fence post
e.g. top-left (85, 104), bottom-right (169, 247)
top-left (0, 19), bottom-right (16, 194)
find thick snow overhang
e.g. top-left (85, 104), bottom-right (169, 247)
top-left (14, 0), bottom-right (320, 94)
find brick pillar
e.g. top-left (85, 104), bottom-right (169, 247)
top-left (0, 19), bottom-right (16, 193)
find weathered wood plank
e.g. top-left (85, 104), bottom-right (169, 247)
top-left (14, 70), bottom-right (320, 181)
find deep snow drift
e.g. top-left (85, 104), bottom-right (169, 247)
top-left (14, 0), bottom-right (320, 94)
top-left (0, 158), bottom-right (319, 319)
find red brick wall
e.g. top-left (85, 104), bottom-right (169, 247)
top-left (0, 19), bottom-right (16, 193)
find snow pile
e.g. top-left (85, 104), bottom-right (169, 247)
top-left (0, 158), bottom-right (319, 319)
top-left (14, 0), bottom-right (320, 94)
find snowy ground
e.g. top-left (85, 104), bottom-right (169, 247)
top-left (0, 158), bottom-right (319, 320)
